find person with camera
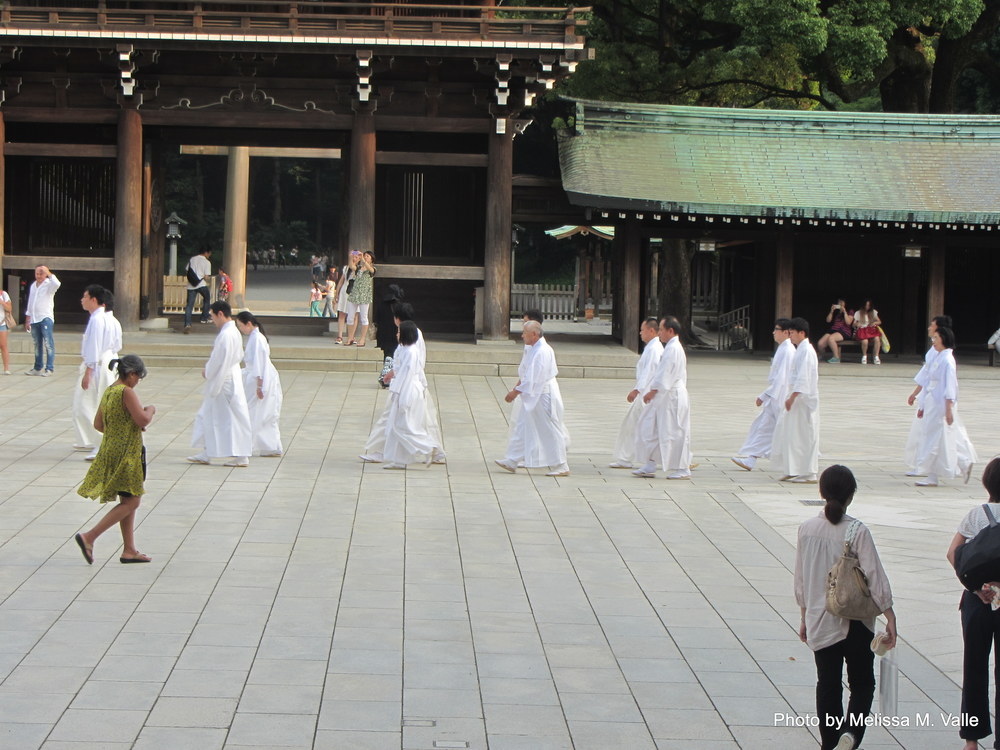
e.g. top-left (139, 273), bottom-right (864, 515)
top-left (816, 298), bottom-right (854, 364)
top-left (345, 250), bottom-right (376, 347)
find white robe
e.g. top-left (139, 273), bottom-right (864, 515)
top-left (635, 336), bottom-right (691, 471)
top-left (505, 337), bottom-right (570, 468)
top-left (73, 308), bottom-right (114, 448)
top-left (911, 349), bottom-right (977, 479)
top-left (104, 311), bottom-right (123, 357)
top-left (242, 328), bottom-right (283, 456)
top-left (904, 346), bottom-right (939, 471)
top-left (192, 320), bottom-right (253, 458)
top-left (771, 338), bottom-right (820, 477)
top-left (738, 337), bottom-right (794, 458)
top-left (612, 337), bottom-right (664, 464)
top-left (380, 343), bottom-right (442, 464)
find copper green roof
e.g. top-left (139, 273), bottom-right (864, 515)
top-left (557, 99), bottom-right (1000, 225)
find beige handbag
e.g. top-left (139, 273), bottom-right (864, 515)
top-left (2, 295), bottom-right (13, 329)
top-left (826, 520), bottom-right (883, 620)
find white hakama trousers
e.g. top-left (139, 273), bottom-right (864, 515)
top-left (72, 355), bottom-right (114, 448)
top-left (192, 376), bottom-right (253, 458)
top-left (738, 398), bottom-right (781, 459)
top-left (243, 371), bottom-right (283, 456)
top-left (770, 397), bottom-right (819, 477)
top-left (635, 388), bottom-right (691, 472)
top-left (612, 398), bottom-right (644, 465)
top-left (384, 386), bottom-right (441, 465)
top-left (504, 385), bottom-right (570, 468)
top-left (912, 402), bottom-right (977, 479)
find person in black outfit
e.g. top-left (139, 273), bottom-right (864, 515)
top-left (374, 284), bottom-right (405, 387)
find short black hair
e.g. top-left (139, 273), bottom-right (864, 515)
top-left (398, 319), bottom-right (418, 346)
top-left (84, 284), bottom-right (106, 305)
top-left (524, 309), bottom-right (544, 324)
top-left (774, 317), bottom-right (793, 330)
top-left (210, 300), bottom-right (232, 317)
top-left (110, 354), bottom-right (147, 380)
top-left (642, 317), bottom-right (659, 330)
top-left (820, 465), bottom-right (858, 524)
top-left (983, 458), bottom-right (1000, 502)
top-left (932, 314), bottom-right (953, 329)
top-left (788, 317), bottom-right (810, 336)
top-left (660, 316), bottom-right (681, 334)
top-left (937, 325), bottom-right (956, 349)
top-left (103, 290), bottom-right (115, 312)
top-left (392, 302), bottom-right (415, 322)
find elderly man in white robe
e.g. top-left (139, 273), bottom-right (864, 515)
top-left (73, 285), bottom-right (113, 459)
top-left (609, 317), bottom-right (664, 469)
top-left (495, 320), bottom-right (570, 477)
top-left (633, 316), bottom-right (692, 480)
top-left (188, 301), bottom-right (253, 467)
top-left (731, 318), bottom-right (794, 471)
top-left (770, 317), bottom-right (820, 483)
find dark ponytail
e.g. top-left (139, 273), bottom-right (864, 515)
top-left (235, 310), bottom-right (267, 340)
top-left (819, 465), bottom-right (857, 524)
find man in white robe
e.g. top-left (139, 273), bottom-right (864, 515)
top-left (189, 301), bottom-right (252, 467)
top-left (904, 315), bottom-right (951, 476)
top-left (732, 318), bottom-right (794, 471)
top-left (103, 291), bottom-right (123, 361)
top-left (633, 316), bottom-right (692, 480)
top-left (495, 320), bottom-right (570, 477)
top-left (610, 317), bottom-right (663, 469)
top-left (72, 285), bottom-right (112, 458)
top-left (770, 317), bottom-right (820, 483)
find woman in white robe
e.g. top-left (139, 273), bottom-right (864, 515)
top-left (236, 312), bottom-right (283, 457)
top-left (380, 321), bottom-right (442, 468)
top-left (911, 326), bottom-right (976, 486)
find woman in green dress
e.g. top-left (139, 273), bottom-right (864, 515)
top-left (346, 250), bottom-right (376, 347)
top-left (74, 355), bottom-right (156, 564)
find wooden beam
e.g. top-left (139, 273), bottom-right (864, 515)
top-left (2, 255), bottom-right (115, 271)
top-left (223, 146), bottom-right (250, 308)
top-left (180, 145), bottom-right (342, 159)
top-left (775, 230), bottom-right (793, 320)
top-left (4, 143), bottom-right (117, 158)
top-left (482, 122), bottom-right (513, 340)
top-left (348, 106), bottom-right (376, 253)
top-left (0, 113), bottom-right (5, 280)
top-left (375, 151), bottom-right (487, 167)
top-left (377, 264), bottom-right (484, 281)
top-left (114, 109), bottom-right (143, 331)
top-left (927, 241), bottom-right (946, 320)
top-left (617, 218), bottom-right (641, 353)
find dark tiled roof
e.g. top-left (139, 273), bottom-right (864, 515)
top-left (557, 98), bottom-right (1000, 224)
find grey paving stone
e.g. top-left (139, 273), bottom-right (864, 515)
top-left (133, 727), bottom-right (228, 750)
top-left (227, 712), bottom-right (318, 746)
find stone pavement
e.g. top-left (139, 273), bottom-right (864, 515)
top-left (0, 352), bottom-right (998, 750)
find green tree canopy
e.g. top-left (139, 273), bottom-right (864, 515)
top-left (559, 0), bottom-right (1000, 112)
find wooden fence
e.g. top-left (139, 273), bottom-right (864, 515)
top-left (717, 304), bottom-right (751, 351)
top-left (163, 275), bottom-right (216, 314)
top-left (510, 283), bottom-right (577, 321)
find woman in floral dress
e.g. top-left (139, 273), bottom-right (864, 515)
top-left (74, 355), bottom-right (156, 564)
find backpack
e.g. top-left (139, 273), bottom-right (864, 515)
top-left (825, 519), bottom-right (883, 620)
top-left (186, 261), bottom-right (202, 287)
top-left (954, 505), bottom-right (1000, 591)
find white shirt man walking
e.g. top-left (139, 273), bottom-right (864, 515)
top-left (24, 265), bottom-right (61, 376)
top-left (610, 317), bottom-right (664, 469)
top-left (73, 285), bottom-right (114, 459)
top-left (732, 318), bottom-right (795, 471)
top-left (770, 317), bottom-right (820, 483)
top-left (188, 301), bottom-right (252, 467)
top-left (633, 316), bottom-right (692, 480)
top-left (495, 320), bottom-right (571, 477)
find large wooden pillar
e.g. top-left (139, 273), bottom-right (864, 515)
top-left (926, 241), bottom-right (946, 321)
top-left (348, 105), bottom-right (376, 253)
top-left (483, 121), bottom-right (513, 340)
top-left (0, 111), bottom-right (5, 280)
top-left (775, 229), bottom-right (794, 320)
top-left (616, 217), bottom-right (642, 353)
top-left (223, 146), bottom-right (250, 309)
top-left (114, 108), bottom-right (142, 330)
top-left (141, 143), bottom-right (165, 319)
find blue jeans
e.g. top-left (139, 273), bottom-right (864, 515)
top-left (184, 286), bottom-right (211, 327)
top-left (31, 317), bottom-right (55, 372)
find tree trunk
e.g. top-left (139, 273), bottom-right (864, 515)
top-left (658, 238), bottom-right (707, 346)
top-left (879, 29), bottom-right (932, 112)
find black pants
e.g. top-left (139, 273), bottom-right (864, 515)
top-left (961, 589), bottom-right (1000, 746)
top-left (814, 620), bottom-right (875, 750)
top-left (184, 285), bottom-right (210, 327)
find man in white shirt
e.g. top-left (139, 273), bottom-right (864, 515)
top-left (184, 247), bottom-right (213, 333)
top-left (732, 318), bottom-right (795, 471)
top-left (495, 320), bottom-right (570, 477)
top-left (610, 317), bottom-right (664, 469)
top-left (634, 316), bottom-right (692, 480)
top-left (771, 317), bottom-right (820, 483)
top-left (73, 285), bottom-right (114, 458)
top-left (188, 301), bottom-right (253, 467)
top-left (24, 265), bottom-right (61, 376)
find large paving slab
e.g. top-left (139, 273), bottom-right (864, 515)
top-left (0, 350), bottom-right (998, 749)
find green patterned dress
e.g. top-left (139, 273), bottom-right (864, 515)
top-left (77, 384), bottom-right (146, 503)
